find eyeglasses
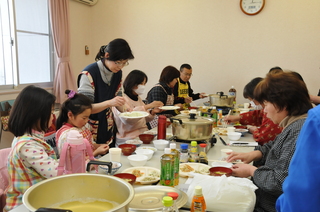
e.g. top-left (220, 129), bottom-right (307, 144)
top-left (114, 61), bottom-right (129, 67)
top-left (182, 72), bottom-right (192, 77)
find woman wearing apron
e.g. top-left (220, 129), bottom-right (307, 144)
top-left (146, 65), bottom-right (182, 128)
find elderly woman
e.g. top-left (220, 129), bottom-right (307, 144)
top-left (227, 72), bottom-right (313, 212)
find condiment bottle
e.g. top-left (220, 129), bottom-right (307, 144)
top-left (167, 192), bottom-right (179, 212)
top-left (162, 196), bottom-right (174, 212)
top-left (189, 141), bottom-right (199, 162)
top-left (158, 115), bottom-right (167, 139)
top-left (160, 148), bottom-right (174, 186)
top-left (198, 143), bottom-right (208, 165)
top-left (229, 85), bottom-right (237, 105)
top-left (170, 143), bottom-right (180, 186)
top-left (217, 109), bottom-right (223, 126)
top-left (191, 186), bottom-right (206, 212)
top-left (180, 144), bottom-right (189, 163)
top-left (210, 106), bottom-right (218, 128)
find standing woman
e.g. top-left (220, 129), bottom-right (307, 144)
top-left (112, 70), bottom-right (163, 146)
top-left (78, 38), bottom-right (134, 146)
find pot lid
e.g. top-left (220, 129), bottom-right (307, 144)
top-left (172, 114), bottom-right (213, 125)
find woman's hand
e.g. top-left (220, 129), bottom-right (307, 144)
top-left (224, 115), bottom-right (240, 123)
top-left (231, 163), bottom-right (257, 178)
top-left (175, 103), bottom-right (183, 110)
top-left (146, 101), bottom-right (163, 110)
top-left (248, 126), bottom-right (258, 133)
top-left (108, 96), bottom-right (126, 107)
top-left (226, 150), bottom-right (262, 164)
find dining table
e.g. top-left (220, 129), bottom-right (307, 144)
top-left (9, 126), bottom-right (255, 212)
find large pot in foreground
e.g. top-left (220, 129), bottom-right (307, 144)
top-left (170, 114), bottom-right (213, 141)
top-left (23, 173), bottom-right (134, 212)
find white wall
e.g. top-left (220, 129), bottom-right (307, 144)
top-left (63, 0), bottom-right (320, 105)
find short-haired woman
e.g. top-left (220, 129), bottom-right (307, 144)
top-left (227, 72), bottom-right (313, 212)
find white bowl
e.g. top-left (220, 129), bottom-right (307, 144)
top-left (153, 139), bottom-right (169, 150)
top-left (135, 149), bottom-right (154, 160)
top-left (127, 155), bottom-right (148, 167)
top-left (227, 132), bottom-right (242, 141)
top-left (235, 129), bottom-right (249, 136)
top-left (125, 139), bottom-right (143, 147)
top-left (99, 161), bottom-right (122, 175)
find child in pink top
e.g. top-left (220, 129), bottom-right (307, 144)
top-left (112, 70), bottom-right (163, 146)
top-left (5, 85), bottom-right (59, 211)
top-left (56, 90), bottom-right (109, 157)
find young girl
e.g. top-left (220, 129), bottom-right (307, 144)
top-left (112, 70), bottom-right (163, 146)
top-left (5, 85), bottom-right (59, 211)
top-left (56, 90), bottom-right (109, 157)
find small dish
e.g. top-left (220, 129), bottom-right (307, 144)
top-left (209, 167), bottom-right (232, 177)
top-left (119, 111), bottom-right (149, 119)
top-left (136, 146), bottom-right (157, 152)
top-left (122, 166), bottom-right (160, 185)
top-left (113, 173), bottom-right (136, 185)
top-left (127, 155), bottom-right (148, 166)
top-left (159, 106), bottom-right (180, 110)
top-left (125, 139), bottom-right (143, 147)
top-left (179, 163), bottom-right (211, 178)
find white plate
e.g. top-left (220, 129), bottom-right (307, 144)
top-left (136, 146), bottom-right (158, 152)
top-left (122, 166), bottom-right (160, 184)
top-left (159, 106), bottom-right (180, 110)
top-left (119, 111), bottom-right (149, 119)
top-left (179, 163), bottom-right (211, 178)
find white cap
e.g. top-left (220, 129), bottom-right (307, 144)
top-left (164, 148), bottom-right (171, 154)
top-left (170, 143), bottom-right (176, 149)
top-left (194, 186), bottom-right (203, 196)
top-left (67, 130), bottom-right (84, 144)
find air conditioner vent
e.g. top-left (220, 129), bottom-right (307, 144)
top-left (72, 0), bottom-right (98, 6)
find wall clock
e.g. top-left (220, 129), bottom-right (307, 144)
top-left (240, 0), bottom-right (265, 16)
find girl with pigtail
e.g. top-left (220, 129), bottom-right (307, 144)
top-left (56, 90), bottom-right (109, 157)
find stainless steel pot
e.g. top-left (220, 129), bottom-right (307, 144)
top-left (209, 92), bottom-right (235, 107)
top-left (170, 114), bottom-right (213, 141)
top-left (23, 173), bottom-right (134, 212)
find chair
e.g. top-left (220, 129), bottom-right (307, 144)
top-left (0, 148), bottom-right (11, 210)
top-left (0, 100), bottom-right (14, 144)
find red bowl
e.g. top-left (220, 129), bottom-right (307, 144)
top-left (234, 125), bottom-right (247, 129)
top-left (118, 144), bottom-right (136, 156)
top-left (209, 167), bottom-right (232, 177)
top-left (188, 106), bottom-right (199, 110)
top-left (113, 173), bottom-right (136, 185)
top-left (139, 134), bottom-right (155, 144)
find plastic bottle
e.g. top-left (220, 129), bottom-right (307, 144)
top-left (198, 143), bottom-right (208, 165)
top-left (57, 130), bottom-right (94, 175)
top-left (160, 148), bottom-right (174, 187)
top-left (229, 85), bottom-right (237, 105)
top-left (191, 186), bottom-right (206, 212)
top-left (217, 109), bottom-right (223, 126)
top-left (162, 196), bottom-right (174, 212)
top-left (210, 106), bottom-right (218, 128)
top-left (157, 115), bottom-right (167, 139)
top-left (180, 144), bottom-right (189, 163)
top-left (170, 143), bottom-right (180, 186)
top-left (167, 192), bottom-right (179, 212)
top-left (189, 141), bottom-right (199, 162)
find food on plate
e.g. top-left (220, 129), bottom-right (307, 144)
top-left (180, 164), bottom-right (195, 172)
top-left (141, 177), bottom-right (158, 181)
top-left (132, 169), bottom-right (144, 177)
top-left (195, 167), bottom-right (209, 174)
top-left (121, 111), bottom-right (147, 117)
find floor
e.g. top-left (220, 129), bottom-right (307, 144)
top-left (0, 130), bottom-right (14, 149)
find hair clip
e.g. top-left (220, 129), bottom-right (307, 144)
top-left (68, 90), bottom-right (76, 99)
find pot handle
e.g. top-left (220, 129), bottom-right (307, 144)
top-left (169, 118), bottom-right (182, 125)
top-left (35, 208), bottom-right (72, 212)
top-left (86, 160), bottom-right (112, 174)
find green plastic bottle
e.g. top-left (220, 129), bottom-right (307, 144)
top-left (170, 143), bottom-right (180, 186)
top-left (160, 148), bottom-right (174, 186)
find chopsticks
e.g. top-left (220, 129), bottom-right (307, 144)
top-left (223, 109), bottom-right (232, 128)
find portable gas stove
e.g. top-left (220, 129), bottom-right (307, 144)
top-left (170, 134), bottom-right (217, 153)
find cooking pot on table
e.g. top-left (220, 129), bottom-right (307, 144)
top-left (209, 92), bottom-right (235, 107)
top-left (23, 162), bottom-right (134, 212)
top-left (170, 113), bottom-right (213, 141)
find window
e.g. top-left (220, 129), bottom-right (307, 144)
top-left (0, 0), bottom-right (53, 89)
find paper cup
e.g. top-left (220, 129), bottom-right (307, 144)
top-left (244, 103), bottom-right (250, 109)
top-left (220, 149), bottom-right (233, 161)
top-left (109, 148), bottom-right (121, 162)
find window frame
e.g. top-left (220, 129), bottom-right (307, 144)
top-left (0, 0), bottom-right (54, 92)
